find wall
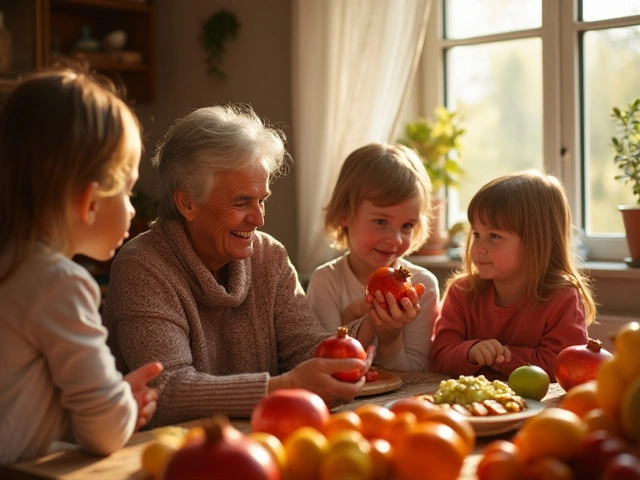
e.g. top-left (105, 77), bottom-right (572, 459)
top-left (134, 0), bottom-right (298, 263)
top-left (130, 1), bottom-right (639, 317)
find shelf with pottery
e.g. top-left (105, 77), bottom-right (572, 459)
top-left (46, 0), bottom-right (155, 102)
top-left (0, 0), bottom-right (155, 102)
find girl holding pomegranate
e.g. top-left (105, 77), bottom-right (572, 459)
top-left (103, 105), bottom-right (374, 430)
top-left (307, 143), bottom-right (440, 371)
top-left (0, 69), bottom-right (162, 464)
top-left (431, 170), bottom-right (596, 381)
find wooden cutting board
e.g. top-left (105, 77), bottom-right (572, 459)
top-left (356, 368), bottom-right (403, 397)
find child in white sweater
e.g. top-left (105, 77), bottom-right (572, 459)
top-left (307, 143), bottom-right (440, 371)
top-left (0, 69), bottom-right (162, 464)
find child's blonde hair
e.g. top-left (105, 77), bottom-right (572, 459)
top-left (450, 170), bottom-right (596, 324)
top-left (0, 69), bottom-right (142, 282)
top-left (323, 143), bottom-right (432, 254)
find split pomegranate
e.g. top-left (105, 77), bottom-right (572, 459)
top-left (554, 338), bottom-right (613, 391)
top-left (250, 388), bottom-right (330, 441)
top-left (314, 327), bottom-right (367, 382)
top-left (163, 415), bottom-right (280, 480)
top-left (365, 265), bottom-right (413, 309)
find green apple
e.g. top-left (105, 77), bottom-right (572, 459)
top-left (508, 365), bottom-right (550, 401)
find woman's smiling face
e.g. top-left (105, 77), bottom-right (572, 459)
top-left (180, 159), bottom-right (271, 274)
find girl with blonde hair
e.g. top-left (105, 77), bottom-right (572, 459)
top-left (0, 69), bottom-right (162, 463)
top-left (307, 143), bottom-right (440, 371)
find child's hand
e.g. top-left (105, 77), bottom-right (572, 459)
top-left (367, 283), bottom-right (427, 341)
top-left (123, 361), bottom-right (163, 431)
top-left (467, 340), bottom-right (511, 366)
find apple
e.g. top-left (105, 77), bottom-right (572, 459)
top-left (602, 453), bottom-right (640, 480)
top-left (250, 389), bottom-right (330, 441)
top-left (574, 430), bottom-right (631, 480)
top-left (554, 338), bottom-right (613, 392)
top-left (508, 364), bottom-right (550, 401)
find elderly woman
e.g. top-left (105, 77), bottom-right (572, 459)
top-left (102, 104), bottom-right (375, 428)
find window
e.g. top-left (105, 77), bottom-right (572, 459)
top-left (413, 0), bottom-right (640, 261)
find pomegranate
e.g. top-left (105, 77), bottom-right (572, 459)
top-left (314, 327), bottom-right (367, 382)
top-left (554, 338), bottom-right (613, 391)
top-left (250, 389), bottom-right (330, 441)
top-left (364, 265), bottom-right (413, 309)
top-left (364, 369), bottom-right (379, 382)
top-left (163, 415), bottom-right (280, 480)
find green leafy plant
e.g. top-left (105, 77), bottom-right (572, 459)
top-left (199, 9), bottom-right (240, 82)
top-left (398, 106), bottom-right (465, 192)
top-left (611, 98), bottom-right (640, 206)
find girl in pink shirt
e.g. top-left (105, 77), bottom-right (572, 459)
top-left (431, 170), bottom-right (596, 381)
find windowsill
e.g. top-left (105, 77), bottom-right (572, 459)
top-left (585, 261), bottom-right (640, 279)
top-left (408, 255), bottom-right (640, 280)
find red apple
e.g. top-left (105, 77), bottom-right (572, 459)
top-left (250, 389), bottom-right (330, 441)
top-left (603, 453), bottom-right (640, 480)
top-left (554, 338), bottom-right (613, 391)
top-left (574, 430), bottom-right (631, 480)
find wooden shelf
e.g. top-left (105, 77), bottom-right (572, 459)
top-left (46, 0), bottom-right (156, 103)
top-left (51, 0), bottom-right (152, 13)
top-left (0, 0), bottom-right (155, 103)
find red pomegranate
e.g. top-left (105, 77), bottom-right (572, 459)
top-left (554, 338), bottom-right (613, 391)
top-left (364, 265), bottom-right (413, 308)
top-left (314, 327), bottom-right (367, 382)
top-left (163, 415), bottom-right (280, 480)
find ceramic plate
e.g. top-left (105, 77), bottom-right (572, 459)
top-left (466, 399), bottom-right (545, 436)
top-left (385, 398), bottom-right (545, 436)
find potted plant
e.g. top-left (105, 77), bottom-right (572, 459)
top-left (611, 98), bottom-right (640, 266)
top-left (398, 106), bottom-right (465, 255)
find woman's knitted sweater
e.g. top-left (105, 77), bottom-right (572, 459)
top-left (103, 219), bottom-right (336, 427)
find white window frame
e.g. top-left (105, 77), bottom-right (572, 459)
top-left (418, 0), bottom-right (638, 261)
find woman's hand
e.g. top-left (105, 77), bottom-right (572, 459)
top-left (123, 361), bottom-right (163, 431)
top-left (467, 340), bottom-right (511, 367)
top-left (270, 346), bottom-right (375, 407)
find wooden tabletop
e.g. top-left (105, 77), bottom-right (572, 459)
top-left (0, 371), bottom-right (566, 480)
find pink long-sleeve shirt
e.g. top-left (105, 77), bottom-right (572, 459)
top-left (431, 279), bottom-right (588, 381)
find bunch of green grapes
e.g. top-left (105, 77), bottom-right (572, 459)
top-left (434, 375), bottom-right (516, 405)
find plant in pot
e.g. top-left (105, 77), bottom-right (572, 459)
top-left (398, 106), bottom-right (465, 255)
top-left (611, 98), bottom-right (640, 267)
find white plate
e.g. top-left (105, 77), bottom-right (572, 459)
top-left (385, 398), bottom-right (545, 437)
top-left (466, 399), bottom-right (545, 436)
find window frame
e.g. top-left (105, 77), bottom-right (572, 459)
top-left (417, 0), bottom-right (639, 261)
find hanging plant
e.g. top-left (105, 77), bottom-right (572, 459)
top-left (199, 9), bottom-right (240, 82)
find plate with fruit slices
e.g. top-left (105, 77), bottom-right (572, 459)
top-left (461, 399), bottom-right (545, 436)
top-left (356, 368), bottom-right (403, 397)
top-left (410, 374), bottom-right (548, 436)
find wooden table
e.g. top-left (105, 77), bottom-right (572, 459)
top-left (0, 372), bottom-right (566, 480)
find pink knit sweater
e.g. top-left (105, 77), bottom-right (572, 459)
top-left (431, 279), bottom-right (588, 381)
top-left (103, 219), bottom-right (338, 427)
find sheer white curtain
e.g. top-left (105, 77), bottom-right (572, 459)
top-left (291, 0), bottom-right (431, 276)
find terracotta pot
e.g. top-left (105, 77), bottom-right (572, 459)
top-left (619, 206), bottom-right (640, 266)
top-left (416, 198), bottom-right (448, 256)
